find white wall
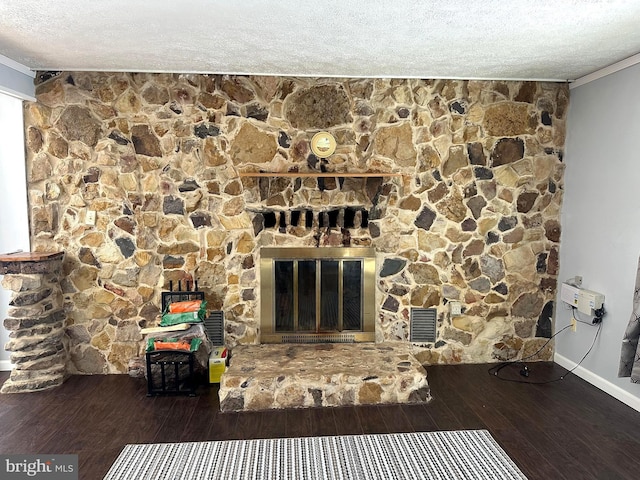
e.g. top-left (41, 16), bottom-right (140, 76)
top-left (556, 61), bottom-right (640, 411)
top-left (0, 93), bottom-right (31, 369)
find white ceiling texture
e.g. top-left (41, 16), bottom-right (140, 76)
top-left (1, 0), bottom-right (640, 81)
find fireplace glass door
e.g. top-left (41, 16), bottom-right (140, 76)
top-left (260, 247), bottom-right (375, 343)
top-left (273, 259), bottom-right (363, 333)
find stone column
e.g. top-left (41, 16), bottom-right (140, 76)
top-left (0, 251), bottom-right (67, 393)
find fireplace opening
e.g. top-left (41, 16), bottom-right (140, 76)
top-left (260, 247), bottom-right (376, 343)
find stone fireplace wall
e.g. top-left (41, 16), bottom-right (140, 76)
top-left (23, 72), bottom-right (567, 373)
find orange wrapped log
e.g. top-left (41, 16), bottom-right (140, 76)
top-left (153, 340), bottom-right (191, 351)
top-left (168, 300), bottom-right (202, 313)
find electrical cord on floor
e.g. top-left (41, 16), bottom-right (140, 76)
top-left (488, 321), bottom-right (603, 384)
top-left (488, 324), bottom-right (570, 379)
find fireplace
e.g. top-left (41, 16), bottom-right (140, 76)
top-left (259, 247), bottom-right (376, 343)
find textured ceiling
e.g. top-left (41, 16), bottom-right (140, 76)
top-left (1, 1), bottom-right (640, 81)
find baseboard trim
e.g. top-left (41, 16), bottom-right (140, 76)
top-left (555, 353), bottom-right (640, 413)
top-left (0, 360), bottom-right (13, 372)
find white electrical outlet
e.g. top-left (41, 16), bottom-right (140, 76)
top-left (86, 210), bottom-right (96, 225)
top-left (450, 301), bottom-right (462, 316)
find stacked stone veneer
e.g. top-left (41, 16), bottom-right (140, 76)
top-left (23, 72), bottom-right (567, 374)
top-left (0, 252), bottom-right (67, 392)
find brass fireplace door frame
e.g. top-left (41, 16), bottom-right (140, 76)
top-left (259, 247), bottom-right (376, 343)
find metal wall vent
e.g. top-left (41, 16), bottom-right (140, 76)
top-left (281, 334), bottom-right (356, 344)
top-left (410, 308), bottom-right (437, 343)
top-left (204, 311), bottom-right (224, 346)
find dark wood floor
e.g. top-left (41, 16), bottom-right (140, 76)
top-left (1, 362), bottom-right (639, 479)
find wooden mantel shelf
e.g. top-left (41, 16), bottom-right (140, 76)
top-left (238, 172), bottom-right (404, 178)
top-left (0, 251), bottom-right (64, 263)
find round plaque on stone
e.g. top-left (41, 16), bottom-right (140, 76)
top-left (310, 131), bottom-right (336, 158)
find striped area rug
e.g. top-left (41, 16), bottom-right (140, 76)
top-left (104, 430), bottom-right (527, 480)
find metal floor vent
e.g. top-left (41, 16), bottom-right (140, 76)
top-left (204, 311), bottom-right (224, 346)
top-left (410, 308), bottom-right (437, 343)
top-left (281, 334), bottom-right (356, 344)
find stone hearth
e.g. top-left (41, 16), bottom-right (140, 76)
top-left (219, 343), bottom-right (431, 411)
